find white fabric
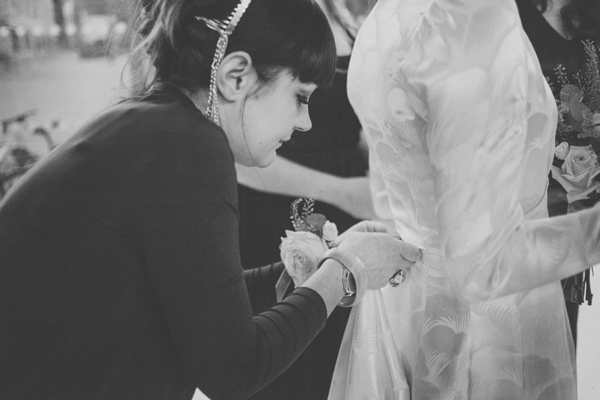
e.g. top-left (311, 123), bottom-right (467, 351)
top-left (330, 0), bottom-right (600, 398)
top-left (314, 0), bottom-right (356, 56)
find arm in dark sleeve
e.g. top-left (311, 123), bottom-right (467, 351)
top-left (130, 117), bottom-right (327, 400)
top-left (244, 262), bottom-right (284, 314)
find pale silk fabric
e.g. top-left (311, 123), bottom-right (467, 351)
top-left (329, 0), bottom-right (600, 399)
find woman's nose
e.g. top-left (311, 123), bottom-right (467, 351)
top-left (294, 106), bottom-right (312, 132)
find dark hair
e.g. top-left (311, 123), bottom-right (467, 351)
top-left (532, 0), bottom-right (600, 38)
top-left (129, 0), bottom-right (336, 96)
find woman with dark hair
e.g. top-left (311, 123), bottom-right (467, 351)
top-left (517, 0), bottom-right (600, 348)
top-left (0, 1), bottom-right (422, 399)
top-left (237, 1), bottom-right (372, 398)
top-left (236, 0), bottom-right (374, 273)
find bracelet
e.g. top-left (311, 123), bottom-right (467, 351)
top-left (318, 247), bottom-right (367, 307)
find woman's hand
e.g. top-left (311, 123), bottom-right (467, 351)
top-left (329, 220), bottom-right (390, 247)
top-left (336, 232), bottom-right (422, 290)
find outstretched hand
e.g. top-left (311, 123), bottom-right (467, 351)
top-left (336, 231), bottom-right (422, 290)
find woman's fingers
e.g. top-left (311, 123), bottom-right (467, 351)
top-left (330, 220), bottom-right (390, 247)
top-left (359, 220), bottom-right (390, 233)
top-left (396, 240), bottom-right (422, 263)
top-left (337, 232), bottom-right (422, 290)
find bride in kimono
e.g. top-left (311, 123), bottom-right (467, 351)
top-left (329, 0), bottom-right (600, 398)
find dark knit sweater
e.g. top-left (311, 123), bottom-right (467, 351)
top-left (0, 83), bottom-right (326, 400)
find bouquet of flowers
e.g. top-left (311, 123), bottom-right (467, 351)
top-left (277, 191), bottom-right (338, 301)
top-left (548, 40), bottom-right (599, 306)
top-left (550, 40), bottom-right (600, 206)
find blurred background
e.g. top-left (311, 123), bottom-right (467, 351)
top-left (0, 0), bottom-right (134, 152)
top-left (0, 0), bottom-right (377, 146)
top-left (0, 1), bottom-right (598, 399)
top-left (0, 0), bottom-right (133, 62)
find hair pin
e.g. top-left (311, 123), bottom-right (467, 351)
top-left (194, 0), bottom-right (252, 125)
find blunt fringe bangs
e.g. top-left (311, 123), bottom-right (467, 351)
top-left (256, 0), bottom-right (337, 88)
top-left (128, 0), bottom-right (337, 96)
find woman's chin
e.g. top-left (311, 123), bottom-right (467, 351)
top-left (254, 154), bottom-right (276, 168)
top-left (236, 152), bottom-right (275, 168)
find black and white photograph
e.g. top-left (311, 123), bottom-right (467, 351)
top-left (1, 0), bottom-right (599, 399)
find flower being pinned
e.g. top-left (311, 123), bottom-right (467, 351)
top-left (280, 191), bottom-right (338, 288)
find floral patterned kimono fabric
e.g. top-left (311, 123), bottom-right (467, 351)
top-left (329, 0), bottom-right (600, 399)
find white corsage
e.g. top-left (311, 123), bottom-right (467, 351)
top-left (277, 192), bottom-right (338, 299)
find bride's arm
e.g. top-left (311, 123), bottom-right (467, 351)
top-left (414, 0), bottom-right (600, 302)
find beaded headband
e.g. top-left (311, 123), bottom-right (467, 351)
top-left (195, 0), bottom-right (252, 126)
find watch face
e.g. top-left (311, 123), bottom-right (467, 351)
top-left (342, 268), bottom-right (356, 296)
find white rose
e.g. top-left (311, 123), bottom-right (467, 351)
top-left (321, 221), bottom-right (338, 242)
top-left (280, 230), bottom-right (328, 287)
top-left (560, 145), bottom-right (600, 190)
top-left (555, 142), bottom-right (570, 160)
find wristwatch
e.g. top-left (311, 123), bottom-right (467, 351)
top-left (342, 267), bottom-right (356, 297)
top-left (318, 247), bottom-right (367, 307)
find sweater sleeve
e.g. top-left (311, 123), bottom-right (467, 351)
top-left (244, 262), bottom-right (284, 314)
top-left (129, 116), bottom-right (327, 399)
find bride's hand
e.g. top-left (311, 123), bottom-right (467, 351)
top-left (336, 232), bottom-right (422, 290)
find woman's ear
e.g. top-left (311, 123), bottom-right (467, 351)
top-left (216, 51), bottom-right (258, 102)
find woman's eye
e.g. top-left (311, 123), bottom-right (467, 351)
top-left (297, 95), bottom-right (310, 106)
